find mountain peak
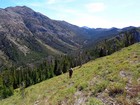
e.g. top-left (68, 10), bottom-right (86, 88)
top-left (82, 26), bottom-right (91, 29)
top-left (5, 5), bottom-right (32, 10)
top-left (4, 6), bottom-right (34, 16)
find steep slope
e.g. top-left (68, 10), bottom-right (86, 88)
top-left (0, 6), bottom-right (86, 67)
top-left (1, 43), bottom-right (140, 105)
top-left (0, 7), bottom-right (54, 66)
top-left (5, 6), bottom-right (84, 49)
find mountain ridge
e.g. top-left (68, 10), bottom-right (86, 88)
top-left (0, 6), bottom-right (139, 68)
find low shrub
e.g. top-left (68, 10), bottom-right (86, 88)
top-left (92, 80), bottom-right (108, 95)
top-left (107, 82), bottom-right (124, 97)
top-left (87, 97), bottom-right (103, 105)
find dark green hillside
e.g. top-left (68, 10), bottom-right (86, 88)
top-left (88, 28), bottom-right (140, 59)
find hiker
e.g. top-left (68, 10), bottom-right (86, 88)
top-left (69, 68), bottom-right (73, 78)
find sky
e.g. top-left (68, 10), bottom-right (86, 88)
top-left (0, 0), bottom-right (140, 28)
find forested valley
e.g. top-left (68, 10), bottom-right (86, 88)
top-left (0, 28), bottom-right (139, 99)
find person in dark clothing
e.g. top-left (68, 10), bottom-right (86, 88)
top-left (69, 68), bottom-right (73, 78)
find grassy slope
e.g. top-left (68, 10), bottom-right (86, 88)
top-left (1, 43), bottom-right (140, 105)
top-left (36, 38), bottom-right (64, 55)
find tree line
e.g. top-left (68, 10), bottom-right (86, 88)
top-left (0, 54), bottom-right (90, 99)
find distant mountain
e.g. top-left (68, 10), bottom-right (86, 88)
top-left (0, 6), bottom-right (139, 68)
top-left (87, 28), bottom-right (140, 59)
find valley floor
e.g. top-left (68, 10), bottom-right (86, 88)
top-left (0, 43), bottom-right (140, 105)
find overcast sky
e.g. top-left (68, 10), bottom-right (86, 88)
top-left (0, 0), bottom-right (140, 28)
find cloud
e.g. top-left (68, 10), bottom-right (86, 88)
top-left (68, 12), bottom-right (140, 28)
top-left (23, 0), bottom-right (75, 7)
top-left (85, 2), bottom-right (105, 13)
top-left (47, 0), bottom-right (56, 4)
top-left (47, 0), bottom-right (74, 4)
top-left (63, 12), bottom-right (117, 28)
top-left (29, 2), bottom-right (43, 7)
top-left (69, 15), bottom-right (109, 28)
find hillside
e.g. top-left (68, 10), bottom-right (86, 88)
top-left (0, 6), bottom-right (86, 67)
top-left (0, 6), bottom-right (96, 66)
top-left (87, 28), bottom-right (140, 60)
top-left (0, 43), bottom-right (140, 105)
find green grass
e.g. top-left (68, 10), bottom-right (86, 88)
top-left (0, 43), bottom-right (140, 105)
top-left (87, 97), bottom-right (103, 105)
